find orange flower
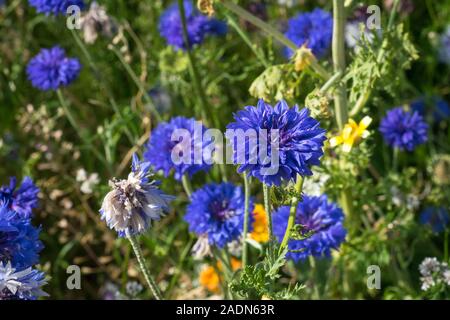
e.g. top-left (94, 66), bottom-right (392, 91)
top-left (199, 258), bottom-right (242, 293)
top-left (250, 204), bottom-right (269, 243)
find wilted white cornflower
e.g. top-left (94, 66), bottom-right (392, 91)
top-left (100, 154), bottom-right (174, 236)
top-left (0, 262), bottom-right (48, 300)
top-left (192, 235), bottom-right (212, 260)
top-left (80, 1), bottom-right (117, 44)
top-left (418, 257), bottom-right (450, 291)
top-left (419, 257), bottom-right (441, 277)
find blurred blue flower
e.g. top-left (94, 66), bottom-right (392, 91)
top-left (184, 183), bottom-right (253, 248)
top-left (226, 100), bottom-right (326, 186)
top-left (438, 26), bottom-right (450, 65)
top-left (273, 194), bottom-right (347, 262)
top-left (159, 0), bottom-right (227, 50)
top-left (379, 107), bottom-right (428, 151)
top-left (144, 117), bottom-right (212, 181)
top-left (0, 261), bottom-right (47, 300)
top-left (100, 154), bottom-right (174, 236)
top-left (28, 0), bottom-right (85, 16)
top-left (283, 8), bottom-right (333, 58)
top-left (0, 176), bottom-right (39, 219)
top-left (0, 206), bottom-right (43, 269)
top-left (26, 46), bottom-right (81, 91)
top-left (420, 206), bottom-right (449, 233)
top-left (410, 97), bottom-right (450, 123)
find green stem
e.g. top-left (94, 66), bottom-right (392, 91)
top-left (392, 147), bottom-right (399, 172)
top-left (181, 174), bottom-right (194, 198)
top-left (242, 174), bottom-right (251, 268)
top-left (444, 230), bottom-right (449, 263)
top-left (56, 89), bottom-right (109, 169)
top-left (319, 71), bottom-right (343, 94)
top-left (165, 236), bottom-right (194, 298)
top-left (279, 176), bottom-right (304, 255)
top-left (178, 0), bottom-right (219, 128)
top-left (126, 229), bottom-right (163, 300)
top-left (332, 0), bottom-right (348, 130)
top-left (263, 184), bottom-right (273, 240)
top-left (221, 0), bottom-right (330, 80)
top-left (109, 46), bottom-right (162, 122)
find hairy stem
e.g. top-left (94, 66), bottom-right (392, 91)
top-left (263, 184), bottom-right (273, 240)
top-left (126, 229), bottom-right (163, 300)
top-left (279, 176), bottom-right (304, 255)
top-left (242, 174), bottom-right (251, 268)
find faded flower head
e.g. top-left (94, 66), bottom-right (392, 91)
top-left (226, 100), bottom-right (326, 186)
top-left (28, 0), bottom-right (85, 16)
top-left (283, 8), bottom-right (333, 59)
top-left (0, 261), bottom-right (47, 300)
top-left (379, 107), bottom-right (428, 151)
top-left (27, 46), bottom-right (82, 91)
top-left (273, 194), bottom-right (347, 262)
top-left (192, 234), bottom-right (212, 260)
top-left (184, 183), bottom-right (253, 248)
top-left (159, 0), bottom-right (227, 50)
top-left (100, 154), bottom-right (174, 236)
top-left (144, 117), bottom-right (212, 181)
top-left (80, 1), bottom-right (117, 44)
top-left (0, 176), bottom-right (39, 219)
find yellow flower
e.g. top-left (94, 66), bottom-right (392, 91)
top-left (250, 204), bottom-right (269, 243)
top-left (329, 116), bottom-right (372, 152)
top-left (199, 258), bottom-right (241, 293)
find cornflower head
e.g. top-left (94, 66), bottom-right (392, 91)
top-left (273, 194), bottom-right (346, 262)
top-left (283, 8), bottom-right (333, 59)
top-left (144, 116), bottom-right (212, 181)
top-left (329, 116), bottom-right (372, 153)
top-left (0, 205), bottom-right (43, 269)
top-left (226, 99), bottom-right (326, 186)
top-left (159, 0), bottom-right (227, 50)
top-left (28, 0), bottom-right (85, 16)
top-left (379, 107), bottom-right (428, 151)
top-left (419, 206), bottom-right (449, 234)
top-left (100, 154), bottom-right (174, 236)
top-left (0, 176), bottom-right (39, 219)
top-left (26, 46), bottom-right (82, 91)
top-left (184, 183), bottom-right (253, 248)
top-left (0, 261), bottom-right (47, 300)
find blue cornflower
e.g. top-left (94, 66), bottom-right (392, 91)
top-left (379, 107), bottom-right (428, 151)
top-left (144, 117), bottom-right (212, 181)
top-left (438, 26), bottom-right (450, 65)
top-left (184, 183), bottom-right (253, 248)
top-left (410, 97), bottom-right (450, 123)
top-left (159, 0), bottom-right (227, 50)
top-left (26, 46), bottom-right (81, 91)
top-left (100, 154), bottom-right (174, 236)
top-left (273, 195), bottom-right (347, 262)
top-left (420, 207), bottom-right (449, 233)
top-left (0, 206), bottom-right (43, 269)
top-left (28, 0), bottom-right (85, 16)
top-left (0, 261), bottom-right (47, 300)
top-left (0, 177), bottom-right (39, 219)
top-left (226, 99), bottom-right (326, 186)
top-left (283, 8), bottom-right (333, 58)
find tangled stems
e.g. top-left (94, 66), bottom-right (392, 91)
top-left (177, 0), bottom-right (219, 129)
top-left (242, 174), bottom-right (251, 268)
top-left (279, 176), bottom-right (304, 255)
top-left (126, 229), bottom-right (163, 300)
top-left (263, 184), bottom-right (273, 240)
top-left (220, 0), bottom-right (330, 80)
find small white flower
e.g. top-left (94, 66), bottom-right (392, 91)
top-left (419, 257), bottom-right (441, 276)
top-left (192, 235), bottom-right (212, 260)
